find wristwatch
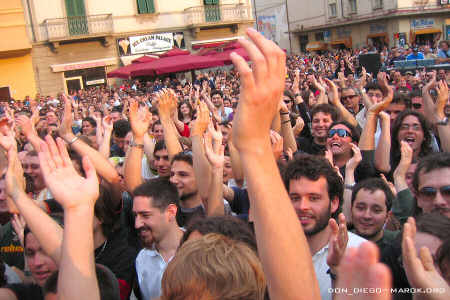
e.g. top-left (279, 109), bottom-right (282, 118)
top-left (436, 117), bottom-right (448, 126)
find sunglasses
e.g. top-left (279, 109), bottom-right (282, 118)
top-left (418, 185), bottom-right (450, 200)
top-left (412, 103), bottom-right (422, 109)
top-left (328, 129), bottom-right (352, 139)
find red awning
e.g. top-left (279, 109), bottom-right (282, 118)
top-left (131, 55), bottom-right (158, 64)
top-left (130, 54), bottom-right (224, 76)
top-left (159, 48), bottom-right (190, 58)
top-left (206, 46), bottom-right (250, 65)
top-left (107, 63), bottom-right (142, 79)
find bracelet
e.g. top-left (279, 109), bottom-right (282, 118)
top-left (282, 120), bottom-right (290, 125)
top-left (280, 112), bottom-right (289, 115)
top-left (327, 268), bottom-right (337, 281)
top-left (68, 136), bottom-right (79, 146)
top-left (130, 141), bottom-right (144, 149)
top-left (344, 183), bottom-right (355, 190)
top-left (436, 117), bottom-right (448, 126)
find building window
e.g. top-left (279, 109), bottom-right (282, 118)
top-left (204, 0), bottom-right (219, 4)
top-left (329, 3), bottom-right (337, 17)
top-left (349, 0), bottom-right (357, 13)
top-left (315, 32), bottom-right (324, 41)
top-left (137, 0), bottom-right (155, 14)
top-left (373, 0), bottom-right (383, 9)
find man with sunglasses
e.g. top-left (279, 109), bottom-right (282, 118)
top-left (340, 88), bottom-right (361, 115)
top-left (412, 152), bottom-right (450, 218)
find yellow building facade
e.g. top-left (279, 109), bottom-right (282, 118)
top-left (0, 0), bottom-right (36, 101)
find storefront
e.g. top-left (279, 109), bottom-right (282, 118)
top-left (50, 58), bottom-right (116, 94)
top-left (305, 41), bottom-right (328, 52)
top-left (330, 37), bottom-right (352, 49)
top-left (410, 18), bottom-right (441, 47)
top-left (445, 18), bottom-right (450, 40)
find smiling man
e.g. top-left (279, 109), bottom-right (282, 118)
top-left (133, 178), bottom-right (183, 300)
top-left (350, 178), bottom-right (399, 252)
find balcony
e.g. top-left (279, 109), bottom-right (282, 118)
top-left (184, 4), bottom-right (252, 27)
top-left (42, 13), bottom-right (113, 42)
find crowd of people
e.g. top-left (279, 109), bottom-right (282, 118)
top-left (0, 29), bottom-right (449, 300)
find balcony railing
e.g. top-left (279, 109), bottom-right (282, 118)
top-left (42, 14), bottom-right (113, 41)
top-left (184, 4), bottom-right (252, 26)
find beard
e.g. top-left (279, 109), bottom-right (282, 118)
top-left (304, 204), bottom-right (332, 237)
top-left (353, 226), bottom-right (384, 241)
top-left (180, 191), bottom-right (198, 202)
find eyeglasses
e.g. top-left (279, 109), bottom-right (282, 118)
top-left (412, 103), bottom-right (422, 109)
top-left (328, 129), bottom-right (352, 139)
top-left (418, 185), bottom-right (450, 201)
top-left (341, 95), bottom-right (357, 101)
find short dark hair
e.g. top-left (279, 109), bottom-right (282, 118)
top-left (416, 213), bottom-right (450, 241)
top-left (180, 216), bottom-right (257, 251)
top-left (171, 152), bottom-right (193, 167)
top-left (282, 154), bottom-right (343, 218)
top-left (94, 184), bottom-right (121, 238)
top-left (152, 120), bottom-right (162, 132)
top-left (365, 82), bottom-right (382, 93)
top-left (436, 238), bottom-right (450, 278)
top-left (351, 178), bottom-right (395, 212)
top-left (310, 104), bottom-right (339, 122)
top-left (412, 152), bottom-right (450, 193)
top-left (112, 120), bottom-right (131, 138)
top-left (210, 89), bottom-right (223, 98)
top-left (133, 178), bottom-right (179, 211)
top-left (329, 121), bottom-right (360, 142)
top-left (154, 139), bottom-right (167, 154)
top-left (82, 117), bottom-right (97, 128)
top-left (44, 264), bottom-right (121, 300)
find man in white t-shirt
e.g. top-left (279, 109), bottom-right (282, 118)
top-left (282, 154), bottom-right (366, 300)
top-left (210, 89), bottom-right (232, 122)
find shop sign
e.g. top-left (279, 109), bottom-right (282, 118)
top-left (117, 32), bottom-right (185, 56)
top-left (411, 18), bottom-right (434, 29)
top-left (86, 79), bottom-right (105, 86)
top-left (369, 23), bottom-right (387, 33)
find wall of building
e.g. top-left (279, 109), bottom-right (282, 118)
top-left (0, 54), bottom-right (36, 99)
top-left (254, 0), bottom-right (290, 51)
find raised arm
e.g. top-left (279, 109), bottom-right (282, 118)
top-left (124, 99), bottom-right (151, 193)
top-left (374, 112), bottom-right (391, 173)
top-left (191, 101), bottom-right (212, 201)
top-left (38, 136), bottom-right (100, 300)
top-left (156, 89), bottom-right (183, 160)
top-left (279, 99), bottom-right (298, 152)
top-left (435, 80), bottom-right (450, 152)
top-left (15, 115), bottom-right (43, 151)
top-left (230, 28), bottom-right (320, 300)
top-left (98, 115), bottom-right (113, 159)
top-left (203, 123), bottom-right (225, 216)
top-left (343, 144), bottom-right (362, 223)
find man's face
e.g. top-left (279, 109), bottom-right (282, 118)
top-left (340, 89), bottom-right (360, 114)
top-left (211, 94), bottom-right (223, 108)
top-left (133, 196), bottom-right (172, 247)
top-left (351, 189), bottom-right (388, 240)
top-left (26, 155), bottom-right (45, 190)
top-left (154, 149), bottom-right (170, 177)
top-left (46, 112), bottom-right (57, 124)
top-left (416, 168), bottom-right (450, 218)
top-left (82, 121), bottom-right (95, 135)
top-left (385, 103), bottom-right (406, 124)
top-left (25, 233), bottom-right (58, 287)
top-left (123, 131), bottom-right (133, 154)
top-left (367, 89), bottom-right (384, 104)
top-left (220, 125), bottom-right (230, 145)
top-left (326, 124), bottom-right (353, 157)
top-left (170, 160), bottom-right (197, 201)
top-left (0, 179), bottom-right (8, 213)
top-left (411, 96), bottom-right (425, 115)
top-left (397, 115), bottom-right (424, 153)
top-left (110, 112), bottom-right (121, 123)
top-left (153, 124), bottom-right (164, 142)
top-left (113, 135), bottom-right (126, 152)
top-left (311, 112), bottom-right (333, 140)
top-left (223, 156), bottom-right (233, 184)
top-left (288, 176), bottom-right (338, 236)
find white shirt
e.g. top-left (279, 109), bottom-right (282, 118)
top-left (135, 247), bottom-right (173, 300)
top-left (313, 231), bottom-right (366, 300)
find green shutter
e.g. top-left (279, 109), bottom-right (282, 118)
top-left (65, 0), bottom-right (88, 36)
top-left (204, 0), bottom-right (219, 5)
top-left (137, 0), bottom-right (155, 14)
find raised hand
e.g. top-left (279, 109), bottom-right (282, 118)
top-left (393, 141), bottom-right (413, 187)
top-left (230, 28), bottom-right (286, 153)
top-left (156, 89), bottom-right (177, 120)
top-left (402, 217), bottom-right (450, 300)
top-left (293, 116), bottom-right (305, 136)
top-left (345, 143), bottom-right (362, 171)
top-left (59, 94), bottom-right (75, 141)
top-left (129, 99), bottom-right (151, 139)
top-left (327, 213), bottom-right (349, 272)
top-left (368, 82), bottom-right (394, 115)
top-left (0, 121), bottom-right (17, 152)
top-left (38, 136), bottom-right (99, 210)
top-left (435, 80), bottom-right (448, 120)
top-left (336, 242), bottom-right (391, 300)
top-left (15, 115), bottom-right (35, 138)
top-left (102, 115), bottom-right (114, 133)
top-left (270, 130), bottom-right (283, 160)
top-left (323, 78), bottom-right (339, 105)
top-left (191, 101), bottom-right (210, 137)
top-left (203, 122), bottom-right (224, 169)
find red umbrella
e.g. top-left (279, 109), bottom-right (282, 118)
top-left (107, 63), bottom-right (142, 79)
top-left (208, 47), bottom-right (250, 65)
top-left (130, 54), bottom-right (223, 76)
top-left (131, 55), bottom-right (158, 64)
top-left (159, 48), bottom-right (190, 58)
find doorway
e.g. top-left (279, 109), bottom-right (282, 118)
top-left (65, 76), bottom-right (83, 95)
